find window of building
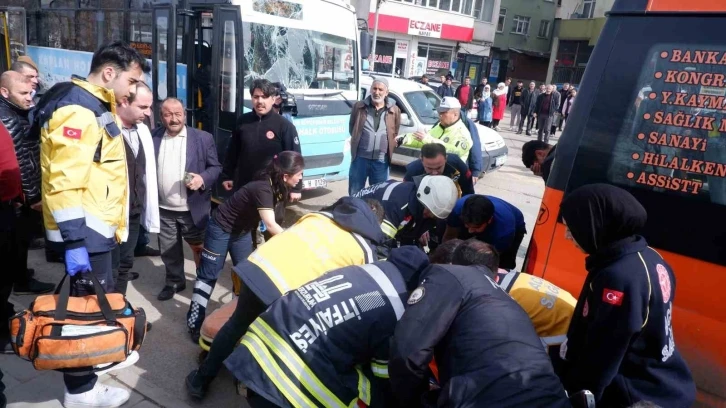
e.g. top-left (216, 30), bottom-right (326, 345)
top-left (418, 43), bottom-right (453, 76)
top-left (428, 0), bottom-right (438, 7)
top-left (511, 15), bottom-right (530, 35)
top-left (475, 0), bottom-right (495, 22)
top-left (462, 0), bottom-right (473, 15)
top-left (582, 0), bottom-right (596, 18)
top-left (438, 0), bottom-right (451, 11)
top-left (538, 20), bottom-right (550, 38)
top-left (497, 8), bottom-right (506, 32)
top-left (452, 0), bottom-right (461, 13)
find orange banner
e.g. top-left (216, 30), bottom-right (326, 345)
top-left (647, 0), bottom-right (726, 12)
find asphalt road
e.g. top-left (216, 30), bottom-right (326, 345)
top-left (16, 119), bottom-right (547, 408)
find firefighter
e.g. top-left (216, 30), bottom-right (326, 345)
top-left (353, 175), bottom-right (458, 249)
top-left (186, 197), bottom-right (386, 400)
top-left (389, 239), bottom-right (571, 407)
top-left (224, 246), bottom-right (430, 408)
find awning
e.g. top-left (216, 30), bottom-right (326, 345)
top-left (458, 42), bottom-right (492, 57)
top-left (509, 47), bottom-right (551, 59)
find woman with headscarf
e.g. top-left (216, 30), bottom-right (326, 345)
top-left (559, 184), bottom-right (695, 408)
top-left (476, 84), bottom-right (493, 127)
top-left (491, 82), bottom-right (507, 131)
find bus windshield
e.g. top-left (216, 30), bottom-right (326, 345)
top-left (243, 22), bottom-right (357, 92)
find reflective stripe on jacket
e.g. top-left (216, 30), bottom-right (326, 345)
top-left (225, 261), bottom-right (409, 408)
top-left (401, 119), bottom-right (472, 162)
top-left (35, 77), bottom-right (128, 252)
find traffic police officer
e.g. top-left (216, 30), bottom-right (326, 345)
top-left (224, 246), bottom-right (430, 408)
top-left (397, 97), bottom-right (473, 162)
top-left (389, 244), bottom-right (571, 407)
top-left (353, 175), bottom-right (458, 248)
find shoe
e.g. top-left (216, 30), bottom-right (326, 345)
top-left (95, 351), bottom-right (140, 376)
top-left (135, 245), bottom-right (160, 257)
top-left (129, 272), bottom-right (140, 281)
top-left (14, 278), bottom-right (55, 295)
top-left (157, 284), bottom-right (186, 301)
top-left (146, 322), bottom-right (152, 332)
top-left (185, 369), bottom-right (213, 400)
top-left (29, 237), bottom-right (45, 250)
top-left (63, 382), bottom-right (130, 408)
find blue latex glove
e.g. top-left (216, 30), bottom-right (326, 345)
top-left (65, 247), bottom-right (91, 276)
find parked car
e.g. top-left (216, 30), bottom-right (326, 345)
top-left (359, 75), bottom-right (508, 174)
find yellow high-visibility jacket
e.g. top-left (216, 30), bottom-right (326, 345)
top-left (401, 119), bottom-right (473, 162)
top-left (36, 76), bottom-right (128, 252)
top-left (498, 271), bottom-right (577, 349)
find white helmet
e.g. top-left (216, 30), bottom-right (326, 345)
top-left (416, 175), bottom-right (458, 219)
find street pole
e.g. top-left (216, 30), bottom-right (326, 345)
top-left (370, 0), bottom-right (383, 71)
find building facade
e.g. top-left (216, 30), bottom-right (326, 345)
top-left (353, 0), bottom-right (500, 84)
top-left (545, 0), bottom-right (615, 87)
top-left (488, 0), bottom-right (557, 85)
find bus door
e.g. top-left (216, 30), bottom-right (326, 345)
top-left (151, 5), bottom-right (177, 124)
top-left (0, 7), bottom-right (26, 72)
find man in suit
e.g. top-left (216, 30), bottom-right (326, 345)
top-left (153, 97), bottom-right (221, 301)
top-left (533, 85), bottom-right (560, 144)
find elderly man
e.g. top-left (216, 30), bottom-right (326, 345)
top-left (153, 98), bottom-right (221, 301)
top-left (398, 97), bottom-right (473, 162)
top-left (111, 83), bottom-right (159, 295)
top-left (0, 72), bottom-right (54, 295)
top-left (348, 77), bottom-right (401, 196)
top-left (534, 85), bottom-right (560, 144)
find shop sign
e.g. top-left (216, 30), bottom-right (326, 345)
top-left (374, 54), bottom-right (393, 64)
top-left (395, 40), bottom-right (409, 58)
top-left (408, 19), bottom-right (443, 38)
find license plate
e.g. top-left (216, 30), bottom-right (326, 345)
top-left (302, 178), bottom-right (327, 189)
top-left (495, 155), bottom-right (507, 167)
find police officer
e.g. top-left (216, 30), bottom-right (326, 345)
top-left (560, 184), bottom-right (696, 407)
top-left (403, 143), bottom-right (474, 197)
top-left (222, 79), bottom-right (302, 201)
top-left (397, 97), bottom-right (473, 162)
top-left (353, 175), bottom-right (458, 249)
top-left (186, 197), bottom-right (386, 400)
top-left (389, 239), bottom-right (571, 407)
top-left (224, 246), bottom-right (430, 408)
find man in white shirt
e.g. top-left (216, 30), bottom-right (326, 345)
top-left (152, 98), bottom-right (221, 301)
top-left (113, 82), bottom-right (159, 296)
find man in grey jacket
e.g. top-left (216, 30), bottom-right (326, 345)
top-left (533, 85), bottom-right (560, 144)
top-left (348, 78), bottom-right (401, 196)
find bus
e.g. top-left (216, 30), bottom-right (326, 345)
top-left (0, 0), bottom-right (362, 200)
top-left (525, 1), bottom-right (726, 405)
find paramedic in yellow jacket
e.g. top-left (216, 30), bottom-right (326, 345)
top-left (185, 196), bottom-right (386, 400)
top-left (397, 96), bottom-right (473, 162)
top-left (33, 41), bottom-right (149, 407)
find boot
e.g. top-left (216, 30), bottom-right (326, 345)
top-left (185, 369), bottom-right (213, 400)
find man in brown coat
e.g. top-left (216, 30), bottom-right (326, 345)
top-left (348, 77), bottom-right (401, 196)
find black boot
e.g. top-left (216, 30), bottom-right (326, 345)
top-left (185, 369), bottom-right (213, 400)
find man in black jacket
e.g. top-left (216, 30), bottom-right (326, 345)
top-left (389, 239), bottom-right (571, 408)
top-left (519, 81), bottom-right (537, 135)
top-left (534, 85), bottom-right (560, 144)
top-left (222, 79), bottom-right (302, 201)
top-left (0, 71), bottom-right (53, 295)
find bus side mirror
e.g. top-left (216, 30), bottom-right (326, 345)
top-left (360, 31), bottom-right (371, 59)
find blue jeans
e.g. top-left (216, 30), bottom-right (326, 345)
top-left (186, 217), bottom-right (253, 332)
top-left (348, 156), bottom-right (390, 196)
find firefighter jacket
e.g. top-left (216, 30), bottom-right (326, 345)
top-left (0, 96), bottom-right (41, 205)
top-left (389, 264), bottom-right (571, 408)
top-left (401, 119), bottom-right (472, 162)
top-left (403, 153), bottom-right (474, 197)
top-left (353, 180), bottom-right (430, 246)
top-left (234, 197), bottom-right (385, 306)
top-left (497, 272), bottom-right (576, 350)
top-left (33, 76), bottom-right (128, 252)
top-left (225, 247), bottom-right (430, 408)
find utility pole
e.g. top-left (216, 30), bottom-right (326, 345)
top-left (370, 0), bottom-right (384, 71)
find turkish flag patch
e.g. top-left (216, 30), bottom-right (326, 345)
top-left (62, 127), bottom-right (82, 139)
top-left (602, 289), bottom-right (624, 306)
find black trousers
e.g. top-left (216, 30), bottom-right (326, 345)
top-left (112, 213), bottom-right (141, 295)
top-left (63, 250), bottom-right (115, 394)
top-left (0, 368), bottom-right (6, 408)
top-left (198, 282), bottom-right (266, 379)
top-left (499, 228), bottom-right (527, 271)
top-left (13, 206), bottom-right (33, 285)
top-left (0, 204), bottom-right (18, 340)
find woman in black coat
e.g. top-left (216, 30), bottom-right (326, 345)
top-left (559, 184), bottom-right (695, 408)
